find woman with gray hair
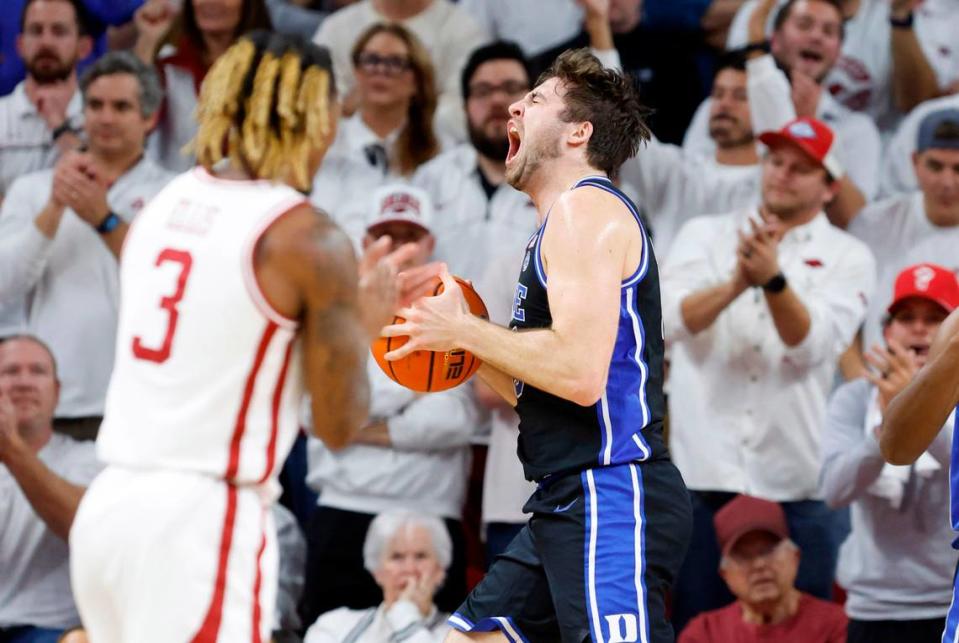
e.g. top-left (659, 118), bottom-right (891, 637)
top-left (303, 510), bottom-right (453, 642)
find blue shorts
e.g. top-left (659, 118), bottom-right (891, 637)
top-left (450, 460), bottom-right (691, 642)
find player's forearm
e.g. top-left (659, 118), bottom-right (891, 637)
top-left (763, 287), bottom-right (811, 347)
top-left (891, 26), bottom-right (940, 113)
top-left (5, 451), bottom-right (85, 541)
top-left (881, 336), bottom-right (959, 464)
top-left (476, 363), bottom-right (517, 408)
top-left (824, 176), bottom-right (866, 230)
top-left (680, 279), bottom-right (746, 335)
top-left (461, 316), bottom-right (606, 407)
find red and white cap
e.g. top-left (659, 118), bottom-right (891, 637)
top-left (888, 263), bottom-right (959, 315)
top-left (367, 184), bottom-right (433, 235)
top-left (758, 117), bottom-right (844, 180)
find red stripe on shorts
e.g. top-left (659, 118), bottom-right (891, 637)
top-left (258, 335), bottom-right (295, 484)
top-left (190, 484), bottom-right (239, 643)
top-left (226, 321), bottom-right (278, 481)
top-left (251, 515), bottom-right (268, 643)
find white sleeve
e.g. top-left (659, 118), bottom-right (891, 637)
top-left (781, 241), bottom-right (876, 369)
top-left (725, 0), bottom-right (760, 49)
top-left (457, 0), bottom-right (496, 37)
top-left (879, 112), bottom-right (919, 197)
top-left (303, 609), bottom-right (354, 643)
top-left (659, 217), bottom-right (726, 345)
top-left (619, 134), bottom-right (686, 217)
top-left (0, 176), bottom-right (54, 299)
top-left (746, 54), bottom-right (796, 134)
top-left (681, 97), bottom-right (717, 159)
top-left (387, 382), bottom-right (480, 451)
top-left (835, 114), bottom-right (881, 199)
top-left (312, 16), bottom-right (353, 108)
top-left (591, 47), bottom-right (621, 72)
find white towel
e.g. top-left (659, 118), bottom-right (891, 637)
top-left (864, 386), bottom-right (942, 509)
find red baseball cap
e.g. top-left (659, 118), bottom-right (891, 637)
top-left (714, 495), bottom-right (789, 558)
top-left (758, 117), bottom-right (844, 180)
top-left (888, 263), bottom-right (959, 315)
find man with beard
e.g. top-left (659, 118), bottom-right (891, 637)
top-left (683, 0), bottom-right (881, 229)
top-left (661, 116), bottom-right (874, 632)
top-left (619, 51), bottom-right (762, 257)
top-left (413, 41), bottom-right (538, 285)
top-left (0, 52), bottom-right (172, 441)
top-left (0, 335), bottom-right (102, 642)
top-left (0, 0), bottom-right (92, 199)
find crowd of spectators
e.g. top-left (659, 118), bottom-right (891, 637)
top-left (2, 0), bottom-right (959, 642)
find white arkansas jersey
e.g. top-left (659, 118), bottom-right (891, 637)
top-left (97, 167), bottom-right (308, 488)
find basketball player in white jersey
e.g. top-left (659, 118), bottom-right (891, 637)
top-left (881, 306), bottom-right (959, 642)
top-left (69, 32), bottom-right (431, 643)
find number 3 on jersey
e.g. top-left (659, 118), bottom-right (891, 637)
top-left (132, 248), bottom-right (193, 364)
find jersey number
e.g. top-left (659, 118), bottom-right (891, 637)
top-left (132, 248), bottom-right (193, 364)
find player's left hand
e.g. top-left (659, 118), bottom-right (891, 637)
top-left (864, 337), bottom-right (920, 412)
top-left (382, 268), bottom-right (470, 360)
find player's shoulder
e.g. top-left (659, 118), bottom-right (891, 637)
top-left (260, 204), bottom-right (355, 279)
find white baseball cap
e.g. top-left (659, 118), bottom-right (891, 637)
top-left (367, 184), bottom-right (433, 235)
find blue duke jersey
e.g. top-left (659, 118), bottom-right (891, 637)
top-left (508, 176), bottom-right (668, 481)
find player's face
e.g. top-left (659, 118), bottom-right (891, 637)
top-left (17, 0), bottom-right (87, 84)
top-left (0, 339), bottom-right (59, 432)
top-left (465, 60), bottom-right (529, 162)
top-left (760, 144), bottom-right (833, 220)
top-left (191, 0), bottom-right (243, 37)
top-left (373, 525), bottom-right (445, 604)
top-left (83, 73), bottom-right (155, 157)
top-left (770, 0), bottom-right (843, 83)
top-left (885, 298), bottom-right (949, 368)
top-left (914, 149), bottom-right (959, 216)
top-left (720, 532), bottom-right (798, 607)
top-left (354, 32), bottom-right (416, 112)
top-left (364, 223), bottom-right (434, 270)
top-left (505, 77), bottom-right (568, 191)
top-left (708, 68), bottom-right (753, 149)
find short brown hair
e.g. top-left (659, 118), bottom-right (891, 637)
top-left (537, 49), bottom-right (650, 179)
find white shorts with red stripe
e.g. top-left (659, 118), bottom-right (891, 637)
top-left (70, 466), bottom-right (277, 643)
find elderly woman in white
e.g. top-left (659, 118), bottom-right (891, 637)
top-left (304, 511), bottom-right (452, 642)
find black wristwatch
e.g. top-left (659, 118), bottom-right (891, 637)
top-left (51, 120), bottom-right (77, 142)
top-left (96, 211), bottom-right (122, 234)
top-left (741, 40), bottom-right (771, 56)
top-left (890, 12), bottom-right (914, 29)
top-left (762, 272), bottom-right (787, 293)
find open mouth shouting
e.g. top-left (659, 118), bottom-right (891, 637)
top-left (506, 120), bottom-right (523, 165)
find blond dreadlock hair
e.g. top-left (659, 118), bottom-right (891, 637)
top-left (193, 31), bottom-right (335, 192)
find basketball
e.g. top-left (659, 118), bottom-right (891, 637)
top-left (372, 276), bottom-right (489, 392)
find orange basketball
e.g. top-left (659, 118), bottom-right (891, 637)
top-left (372, 276), bottom-right (488, 392)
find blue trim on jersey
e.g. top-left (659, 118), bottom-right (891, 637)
top-left (582, 465), bottom-right (651, 643)
top-left (943, 569), bottom-right (959, 643)
top-left (448, 614), bottom-right (529, 643)
top-left (573, 177), bottom-right (650, 287)
top-left (952, 407), bottom-right (959, 547)
top-left (596, 286), bottom-right (653, 466)
top-left (532, 218), bottom-right (549, 289)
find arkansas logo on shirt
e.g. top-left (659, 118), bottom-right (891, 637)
top-left (827, 56), bottom-right (874, 113)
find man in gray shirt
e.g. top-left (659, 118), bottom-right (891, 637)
top-left (0, 335), bottom-right (101, 642)
top-left (820, 262), bottom-right (959, 643)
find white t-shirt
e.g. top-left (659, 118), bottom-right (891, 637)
top-left (458, 0), bottom-right (584, 56)
top-left (848, 192), bottom-right (959, 352)
top-left (313, 0), bottom-right (489, 143)
top-left (726, 0), bottom-right (959, 132)
top-left (0, 158), bottom-right (174, 418)
top-left (879, 93), bottom-right (959, 197)
top-left (0, 433), bottom-right (101, 629)
top-left (304, 602), bottom-right (450, 643)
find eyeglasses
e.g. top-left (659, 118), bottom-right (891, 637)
top-left (355, 52), bottom-right (412, 76)
top-left (468, 80), bottom-right (529, 101)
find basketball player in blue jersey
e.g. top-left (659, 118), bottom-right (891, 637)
top-left (881, 308), bottom-right (959, 642)
top-left (382, 49), bottom-right (692, 643)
